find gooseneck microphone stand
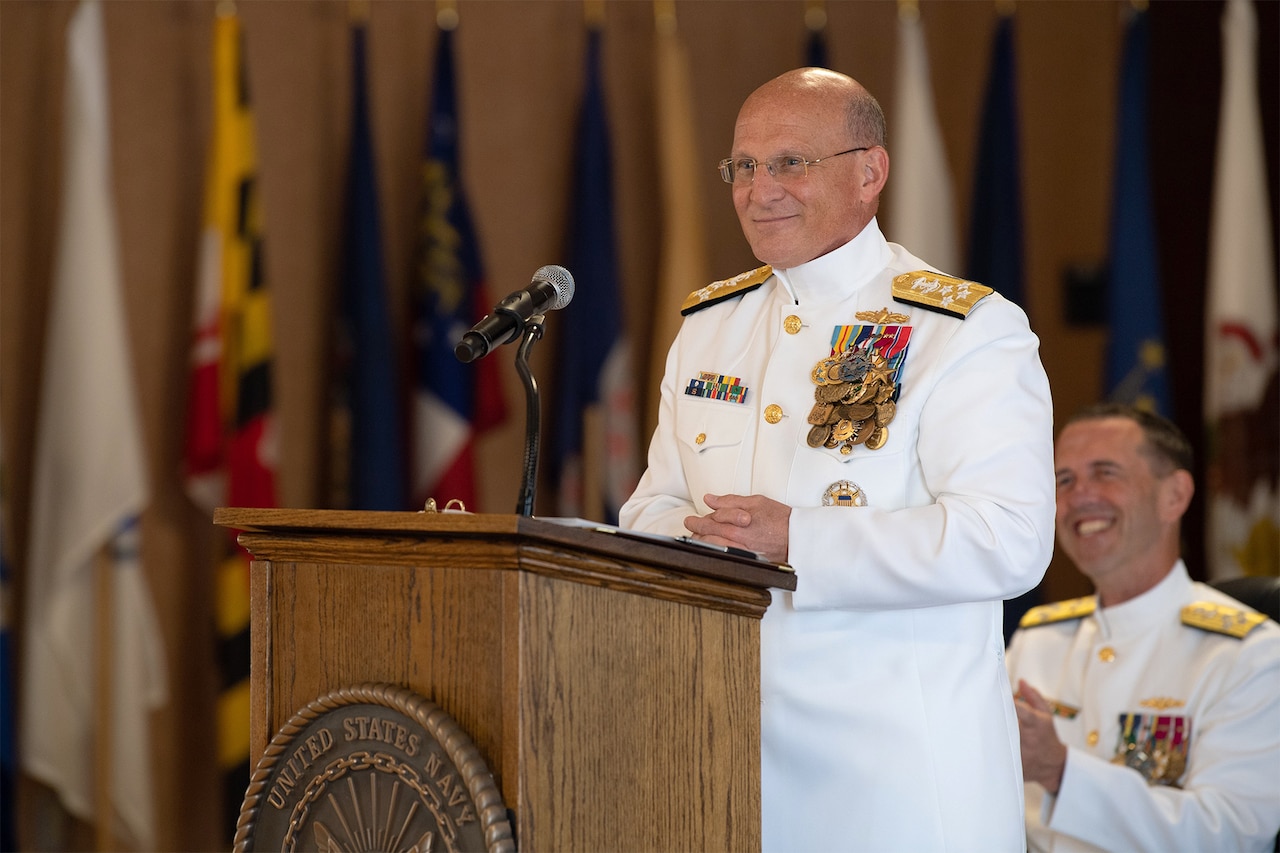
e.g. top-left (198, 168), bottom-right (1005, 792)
top-left (514, 313), bottom-right (546, 517)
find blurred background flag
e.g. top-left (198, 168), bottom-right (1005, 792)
top-left (181, 5), bottom-right (277, 839)
top-left (649, 0), bottom-right (711, 438)
top-left (552, 18), bottom-right (640, 523)
top-left (1203, 0), bottom-right (1279, 580)
top-left (412, 20), bottom-right (506, 511)
top-left (966, 9), bottom-right (1025, 308)
top-left (333, 12), bottom-right (407, 511)
top-left (1103, 4), bottom-right (1170, 416)
top-left (888, 0), bottom-right (960, 275)
top-left (23, 1), bottom-right (167, 847)
top-left (967, 7), bottom-right (1036, 640)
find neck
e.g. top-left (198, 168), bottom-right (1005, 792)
top-left (1094, 545), bottom-right (1180, 608)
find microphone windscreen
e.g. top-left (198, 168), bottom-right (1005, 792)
top-left (534, 264), bottom-right (575, 311)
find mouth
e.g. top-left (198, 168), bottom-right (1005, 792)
top-left (1074, 517), bottom-right (1114, 537)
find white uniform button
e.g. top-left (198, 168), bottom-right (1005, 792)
top-left (1099, 647), bottom-right (1116, 663)
top-left (764, 404), bottom-right (784, 424)
top-left (784, 315), bottom-right (803, 334)
top-left (695, 432), bottom-right (706, 445)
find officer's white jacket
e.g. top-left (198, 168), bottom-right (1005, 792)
top-left (621, 220), bottom-right (1056, 851)
top-left (1006, 561), bottom-right (1280, 852)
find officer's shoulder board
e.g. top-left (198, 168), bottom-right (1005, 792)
top-left (892, 271), bottom-right (994, 319)
top-left (1181, 600), bottom-right (1269, 639)
top-left (681, 265), bottom-right (773, 315)
top-left (1019, 596), bottom-right (1096, 629)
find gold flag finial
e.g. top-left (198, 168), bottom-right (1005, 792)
top-left (437, 0), bottom-right (459, 31)
top-left (897, 0), bottom-right (919, 23)
top-left (585, 0), bottom-right (605, 29)
top-left (654, 0), bottom-right (676, 34)
top-left (805, 0), bottom-right (827, 33)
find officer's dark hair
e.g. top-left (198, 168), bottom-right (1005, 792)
top-left (1063, 403), bottom-right (1193, 477)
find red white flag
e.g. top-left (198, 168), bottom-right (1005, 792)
top-left (1203, 0), bottom-right (1279, 579)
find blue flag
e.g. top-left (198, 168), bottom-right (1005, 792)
top-left (412, 27), bottom-right (506, 511)
top-left (806, 26), bottom-right (828, 68)
top-left (337, 22), bottom-right (406, 510)
top-left (966, 14), bottom-right (1025, 308)
top-left (969, 13), bottom-right (1036, 641)
top-left (552, 27), bottom-right (639, 522)
top-left (1104, 8), bottom-right (1171, 415)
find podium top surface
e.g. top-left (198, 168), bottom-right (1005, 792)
top-left (214, 507), bottom-right (797, 593)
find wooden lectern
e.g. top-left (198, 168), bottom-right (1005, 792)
top-left (215, 508), bottom-right (795, 851)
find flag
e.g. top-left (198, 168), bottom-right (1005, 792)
top-left (23, 2), bottom-right (167, 847)
top-left (649, 5), bottom-right (712, 437)
top-left (966, 11), bottom-right (1025, 307)
top-left (888, 0), bottom-right (960, 275)
top-left (552, 26), bottom-right (640, 523)
top-left (1103, 7), bottom-right (1171, 415)
top-left (334, 19), bottom-right (407, 511)
top-left (182, 7), bottom-right (277, 837)
top-left (1203, 0), bottom-right (1279, 580)
top-left (412, 26), bottom-right (506, 511)
top-left (966, 10), bottom-right (1034, 640)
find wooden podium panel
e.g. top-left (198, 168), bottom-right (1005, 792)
top-left (215, 509), bottom-right (793, 851)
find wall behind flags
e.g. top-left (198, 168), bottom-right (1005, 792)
top-left (1, 1), bottom-right (1276, 849)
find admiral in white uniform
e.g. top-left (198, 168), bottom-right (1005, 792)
top-left (621, 68), bottom-right (1055, 851)
top-left (1006, 405), bottom-right (1280, 852)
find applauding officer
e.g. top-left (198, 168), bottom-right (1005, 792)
top-left (1008, 404), bottom-right (1280, 852)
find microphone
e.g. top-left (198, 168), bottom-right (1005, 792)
top-left (454, 265), bottom-right (575, 363)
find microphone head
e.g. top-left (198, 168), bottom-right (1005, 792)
top-left (534, 264), bottom-right (575, 311)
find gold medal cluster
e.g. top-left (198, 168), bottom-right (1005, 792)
top-left (807, 347), bottom-right (896, 454)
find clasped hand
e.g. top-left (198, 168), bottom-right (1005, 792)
top-left (1014, 679), bottom-right (1069, 794)
top-left (683, 493), bottom-right (791, 564)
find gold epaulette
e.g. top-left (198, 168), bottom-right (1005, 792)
top-left (681, 265), bottom-right (773, 315)
top-left (892, 271), bottom-right (994, 319)
top-left (1019, 596), bottom-right (1096, 628)
top-left (1181, 601), bottom-right (1268, 639)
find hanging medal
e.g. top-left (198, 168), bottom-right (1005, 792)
top-left (807, 316), bottom-right (912, 456)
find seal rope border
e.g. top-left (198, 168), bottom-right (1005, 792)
top-left (233, 681), bottom-right (515, 853)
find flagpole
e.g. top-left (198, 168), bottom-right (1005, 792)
top-left (92, 544), bottom-right (114, 851)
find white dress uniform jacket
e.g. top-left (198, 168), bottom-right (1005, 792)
top-left (1005, 561), bottom-right (1280, 853)
top-left (621, 220), bottom-right (1055, 851)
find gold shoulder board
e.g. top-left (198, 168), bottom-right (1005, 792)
top-left (892, 271), bottom-right (994, 319)
top-left (1019, 596), bottom-right (1096, 629)
top-left (1181, 601), bottom-right (1268, 639)
top-left (681, 265), bottom-right (773, 315)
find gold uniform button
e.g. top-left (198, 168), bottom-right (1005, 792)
top-left (1087, 730), bottom-right (1099, 747)
top-left (695, 432), bottom-right (706, 445)
top-left (764, 404), bottom-right (784, 424)
top-left (1099, 647), bottom-right (1116, 663)
top-left (784, 315), bottom-right (803, 334)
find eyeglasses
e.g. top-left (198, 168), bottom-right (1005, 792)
top-left (718, 147), bottom-right (869, 185)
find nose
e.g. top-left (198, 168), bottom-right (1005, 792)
top-left (746, 166), bottom-right (786, 201)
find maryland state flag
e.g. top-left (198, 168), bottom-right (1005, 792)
top-left (182, 8), bottom-right (277, 839)
top-left (412, 26), bottom-right (506, 510)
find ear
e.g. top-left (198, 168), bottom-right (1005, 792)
top-left (1158, 468), bottom-right (1194, 524)
top-left (861, 146), bottom-right (889, 200)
